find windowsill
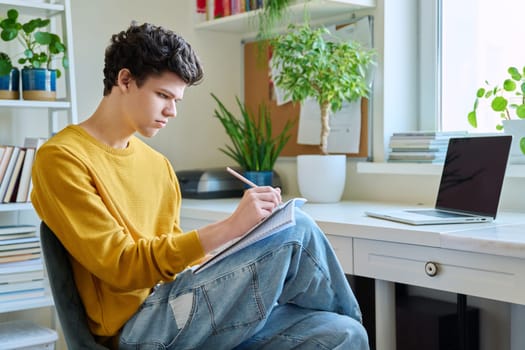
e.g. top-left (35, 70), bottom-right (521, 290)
top-left (357, 162), bottom-right (525, 178)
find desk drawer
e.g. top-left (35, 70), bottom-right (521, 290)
top-left (325, 234), bottom-right (353, 275)
top-left (354, 239), bottom-right (525, 304)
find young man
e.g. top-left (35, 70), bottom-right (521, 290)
top-left (31, 22), bottom-right (368, 349)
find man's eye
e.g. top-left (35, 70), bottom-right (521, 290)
top-left (158, 92), bottom-right (169, 98)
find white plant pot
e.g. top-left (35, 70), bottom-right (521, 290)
top-left (296, 154), bottom-right (346, 203)
top-left (502, 120), bottom-right (525, 164)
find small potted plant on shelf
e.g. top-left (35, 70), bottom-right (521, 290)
top-left (211, 93), bottom-right (295, 187)
top-left (0, 8), bottom-right (68, 101)
top-left (270, 23), bottom-right (375, 202)
top-left (0, 52), bottom-right (19, 100)
top-left (256, 0), bottom-right (294, 41)
top-left (468, 65), bottom-right (525, 159)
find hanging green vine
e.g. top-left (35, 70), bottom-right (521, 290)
top-left (256, 0), bottom-right (294, 41)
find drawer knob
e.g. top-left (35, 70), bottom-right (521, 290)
top-left (425, 261), bottom-right (438, 277)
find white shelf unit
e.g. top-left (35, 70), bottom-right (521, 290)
top-left (0, 0), bottom-right (77, 344)
top-left (195, 0), bottom-right (376, 36)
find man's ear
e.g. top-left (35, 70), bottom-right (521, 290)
top-left (117, 69), bottom-right (133, 91)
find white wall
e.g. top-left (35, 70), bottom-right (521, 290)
top-left (70, 0), bottom-right (244, 172)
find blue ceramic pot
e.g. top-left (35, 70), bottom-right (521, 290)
top-left (21, 68), bottom-right (56, 101)
top-left (0, 68), bottom-right (19, 99)
top-left (243, 170), bottom-right (273, 187)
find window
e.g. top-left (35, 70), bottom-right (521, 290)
top-left (440, 0), bottom-right (525, 133)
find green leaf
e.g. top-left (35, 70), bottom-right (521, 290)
top-left (467, 111), bottom-right (477, 128)
top-left (503, 79), bottom-right (516, 92)
top-left (516, 104), bottom-right (525, 119)
top-left (508, 66), bottom-right (521, 80)
top-left (0, 59), bottom-right (12, 76)
top-left (520, 137), bottom-right (525, 155)
top-left (491, 96), bottom-right (508, 112)
top-left (476, 88), bottom-right (485, 98)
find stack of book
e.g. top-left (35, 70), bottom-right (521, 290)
top-left (0, 225), bottom-right (46, 306)
top-left (196, 0), bottom-right (263, 23)
top-left (388, 131), bottom-right (467, 163)
top-left (0, 137), bottom-right (46, 204)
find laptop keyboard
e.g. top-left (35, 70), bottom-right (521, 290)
top-left (405, 209), bottom-right (471, 218)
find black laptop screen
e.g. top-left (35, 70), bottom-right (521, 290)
top-left (435, 135), bottom-right (512, 218)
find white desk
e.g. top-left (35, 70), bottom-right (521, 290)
top-left (180, 198), bottom-right (525, 350)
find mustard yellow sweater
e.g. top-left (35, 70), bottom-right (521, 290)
top-left (31, 125), bottom-right (205, 337)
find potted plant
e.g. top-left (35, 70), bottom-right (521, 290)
top-left (0, 8), bottom-right (68, 101)
top-left (0, 52), bottom-right (19, 100)
top-left (212, 93), bottom-right (295, 186)
top-left (270, 23), bottom-right (375, 202)
top-left (468, 65), bottom-right (525, 160)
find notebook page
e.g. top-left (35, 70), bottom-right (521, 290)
top-left (193, 197), bottom-right (306, 274)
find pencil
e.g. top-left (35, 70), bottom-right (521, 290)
top-left (226, 167), bottom-right (258, 188)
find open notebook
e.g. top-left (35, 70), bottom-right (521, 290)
top-left (365, 135), bottom-right (512, 225)
top-left (193, 197), bottom-right (307, 274)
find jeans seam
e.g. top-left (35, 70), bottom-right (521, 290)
top-left (250, 263), bottom-right (266, 318)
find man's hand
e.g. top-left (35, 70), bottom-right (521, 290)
top-left (196, 186), bottom-right (282, 255)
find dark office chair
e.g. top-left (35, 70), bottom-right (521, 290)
top-left (40, 222), bottom-right (109, 350)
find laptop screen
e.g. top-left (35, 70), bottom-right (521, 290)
top-left (435, 135), bottom-right (512, 218)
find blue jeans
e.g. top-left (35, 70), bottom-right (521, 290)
top-left (119, 209), bottom-right (369, 349)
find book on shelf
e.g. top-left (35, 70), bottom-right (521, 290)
top-left (0, 258), bottom-right (42, 274)
top-left (194, 197), bottom-right (307, 274)
top-left (2, 148), bottom-right (26, 203)
top-left (0, 269), bottom-right (44, 284)
top-left (0, 146), bottom-right (20, 201)
top-left (0, 146), bottom-right (14, 186)
top-left (0, 247), bottom-right (41, 258)
top-left (0, 225), bottom-right (37, 235)
top-left (0, 279), bottom-right (45, 294)
top-left (389, 138), bottom-right (450, 147)
top-left (0, 236), bottom-right (40, 247)
top-left (23, 137), bottom-right (47, 149)
top-left (21, 137), bottom-right (47, 203)
top-left (0, 288), bottom-right (46, 303)
top-left (388, 151), bottom-right (446, 162)
top-left (0, 252), bottom-right (40, 264)
top-left (0, 231), bottom-right (36, 241)
top-left (0, 239), bottom-right (40, 252)
top-left (15, 147), bottom-right (35, 203)
top-left (387, 158), bottom-right (446, 164)
top-left (392, 130), bottom-right (468, 137)
top-left (0, 148), bottom-right (4, 174)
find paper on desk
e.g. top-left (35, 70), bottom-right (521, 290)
top-left (297, 98), bottom-right (362, 153)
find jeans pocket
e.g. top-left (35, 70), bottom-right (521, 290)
top-left (202, 263), bottom-right (266, 334)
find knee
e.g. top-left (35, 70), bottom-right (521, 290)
top-left (293, 208), bottom-right (323, 238)
top-left (335, 317), bottom-right (370, 350)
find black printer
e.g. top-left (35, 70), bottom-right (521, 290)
top-left (176, 167), bottom-right (282, 199)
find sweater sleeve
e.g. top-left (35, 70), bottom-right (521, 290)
top-left (31, 143), bottom-right (205, 291)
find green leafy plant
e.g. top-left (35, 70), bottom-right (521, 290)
top-left (212, 93), bottom-right (295, 171)
top-left (468, 65), bottom-right (525, 154)
top-left (271, 23), bottom-right (375, 155)
top-left (256, 0), bottom-right (294, 41)
top-left (0, 52), bottom-right (13, 76)
top-left (0, 8), bottom-right (68, 77)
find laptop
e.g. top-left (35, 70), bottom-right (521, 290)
top-left (365, 135), bottom-right (512, 225)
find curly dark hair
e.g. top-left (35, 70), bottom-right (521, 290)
top-left (102, 22), bottom-right (204, 96)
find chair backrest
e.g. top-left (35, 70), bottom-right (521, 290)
top-left (40, 222), bottom-right (109, 350)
